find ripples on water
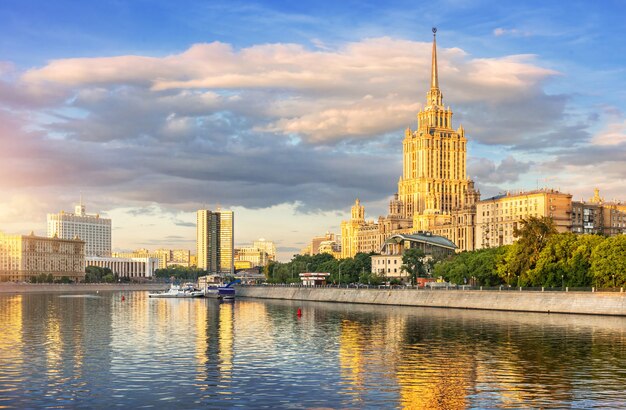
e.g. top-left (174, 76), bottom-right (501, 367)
top-left (0, 292), bottom-right (625, 408)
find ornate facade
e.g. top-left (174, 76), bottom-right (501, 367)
top-left (0, 231), bottom-right (85, 282)
top-left (341, 30), bottom-right (479, 258)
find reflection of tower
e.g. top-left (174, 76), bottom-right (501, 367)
top-left (0, 295), bottom-right (24, 371)
top-left (339, 320), bottom-right (366, 402)
top-left (395, 316), bottom-right (474, 409)
top-left (203, 302), bottom-right (235, 388)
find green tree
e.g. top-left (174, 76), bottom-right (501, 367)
top-left (498, 216), bottom-right (557, 285)
top-left (590, 235), bottom-right (626, 288)
top-left (433, 247), bottom-right (507, 286)
top-left (400, 248), bottom-right (427, 285)
top-left (529, 233), bottom-right (603, 287)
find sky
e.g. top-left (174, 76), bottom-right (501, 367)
top-left (1, 0), bottom-right (626, 261)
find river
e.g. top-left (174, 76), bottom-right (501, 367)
top-left (0, 291), bottom-right (624, 408)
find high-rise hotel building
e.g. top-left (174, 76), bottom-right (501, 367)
top-left (47, 201), bottom-right (111, 257)
top-left (341, 29), bottom-right (479, 257)
top-left (196, 209), bottom-right (234, 274)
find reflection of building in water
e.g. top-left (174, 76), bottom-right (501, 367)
top-left (395, 345), bottom-right (472, 409)
top-left (201, 301), bottom-right (235, 389)
top-left (218, 303), bottom-right (234, 380)
top-left (338, 315), bottom-right (408, 405)
top-left (339, 320), bottom-right (366, 394)
top-left (0, 295), bottom-right (24, 369)
top-left (338, 310), bottom-right (475, 409)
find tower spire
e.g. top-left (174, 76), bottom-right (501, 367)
top-left (431, 27), bottom-right (439, 90)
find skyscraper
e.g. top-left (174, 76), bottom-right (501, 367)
top-left (341, 29), bottom-right (480, 257)
top-left (196, 209), bottom-right (234, 274)
top-left (397, 28), bottom-right (477, 231)
top-left (47, 200), bottom-right (111, 257)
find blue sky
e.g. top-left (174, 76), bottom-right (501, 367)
top-left (1, 0), bottom-right (625, 260)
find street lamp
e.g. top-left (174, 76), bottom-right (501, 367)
top-left (338, 261), bottom-right (345, 286)
top-left (306, 263), bottom-right (311, 272)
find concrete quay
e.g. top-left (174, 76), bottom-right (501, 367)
top-left (238, 286), bottom-right (626, 316)
top-left (0, 283), bottom-right (168, 294)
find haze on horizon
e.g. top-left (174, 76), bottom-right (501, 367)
top-left (1, 0), bottom-right (625, 261)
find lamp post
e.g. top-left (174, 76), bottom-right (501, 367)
top-left (338, 261), bottom-right (345, 286)
top-left (561, 274), bottom-right (564, 290)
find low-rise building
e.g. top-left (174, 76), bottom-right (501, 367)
top-left (371, 232), bottom-right (457, 281)
top-left (299, 272), bottom-right (330, 286)
top-left (85, 256), bottom-right (159, 279)
top-left (0, 231), bottom-right (85, 282)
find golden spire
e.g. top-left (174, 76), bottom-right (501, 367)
top-left (431, 27), bottom-right (439, 90)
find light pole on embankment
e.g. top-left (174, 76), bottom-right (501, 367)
top-left (338, 261), bottom-right (345, 286)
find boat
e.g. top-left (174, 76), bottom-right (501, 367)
top-left (203, 279), bottom-right (240, 300)
top-left (148, 283), bottom-right (205, 298)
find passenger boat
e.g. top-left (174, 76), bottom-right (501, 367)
top-left (148, 283), bottom-right (205, 298)
top-left (203, 279), bottom-right (240, 300)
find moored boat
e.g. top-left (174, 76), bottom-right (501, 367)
top-left (203, 279), bottom-right (240, 300)
top-left (149, 283), bottom-right (205, 298)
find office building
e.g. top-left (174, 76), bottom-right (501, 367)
top-left (253, 238), bottom-right (277, 261)
top-left (196, 209), bottom-right (234, 274)
top-left (47, 200), bottom-right (111, 257)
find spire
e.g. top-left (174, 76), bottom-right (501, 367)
top-left (431, 27), bottom-right (439, 90)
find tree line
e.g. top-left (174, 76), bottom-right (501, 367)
top-left (435, 216), bottom-right (626, 288)
top-left (264, 252), bottom-right (386, 285)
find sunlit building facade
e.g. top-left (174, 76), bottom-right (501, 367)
top-left (341, 30), bottom-right (479, 257)
top-left (253, 238), bottom-right (276, 261)
top-left (47, 201), bottom-right (111, 257)
top-left (572, 188), bottom-right (626, 236)
top-left (0, 231), bottom-right (85, 282)
top-left (196, 209), bottom-right (234, 274)
top-left (475, 189), bottom-right (572, 249)
top-left (85, 256), bottom-right (159, 278)
top-left (235, 247), bottom-right (269, 268)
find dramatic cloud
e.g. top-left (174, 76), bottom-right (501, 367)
top-left (468, 156), bottom-right (533, 184)
top-left (0, 36), bottom-right (609, 251)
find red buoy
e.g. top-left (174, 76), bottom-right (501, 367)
top-left (297, 308), bottom-right (302, 316)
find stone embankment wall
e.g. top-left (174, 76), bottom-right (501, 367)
top-left (0, 283), bottom-right (168, 294)
top-left (238, 286), bottom-right (626, 316)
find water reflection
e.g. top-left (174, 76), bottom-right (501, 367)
top-left (0, 293), bottom-right (624, 408)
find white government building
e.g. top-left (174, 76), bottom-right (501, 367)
top-left (85, 256), bottom-right (159, 278)
top-left (47, 200), bottom-right (112, 257)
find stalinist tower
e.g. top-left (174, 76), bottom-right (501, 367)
top-left (397, 28), bottom-right (477, 230)
top-left (340, 29), bottom-right (479, 258)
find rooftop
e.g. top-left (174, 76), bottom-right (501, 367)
top-left (384, 232), bottom-right (457, 250)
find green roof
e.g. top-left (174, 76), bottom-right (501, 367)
top-left (384, 232), bottom-right (457, 250)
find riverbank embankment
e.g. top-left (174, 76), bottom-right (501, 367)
top-left (0, 283), bottom-right (168, 294)
top-left (238, 286), bottom-right (626, 316)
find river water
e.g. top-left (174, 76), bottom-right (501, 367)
top-left (0, 291), bottom-right (624, 409)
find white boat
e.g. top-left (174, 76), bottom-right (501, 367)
top-left (149, 284), bottom-right (205, 298)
